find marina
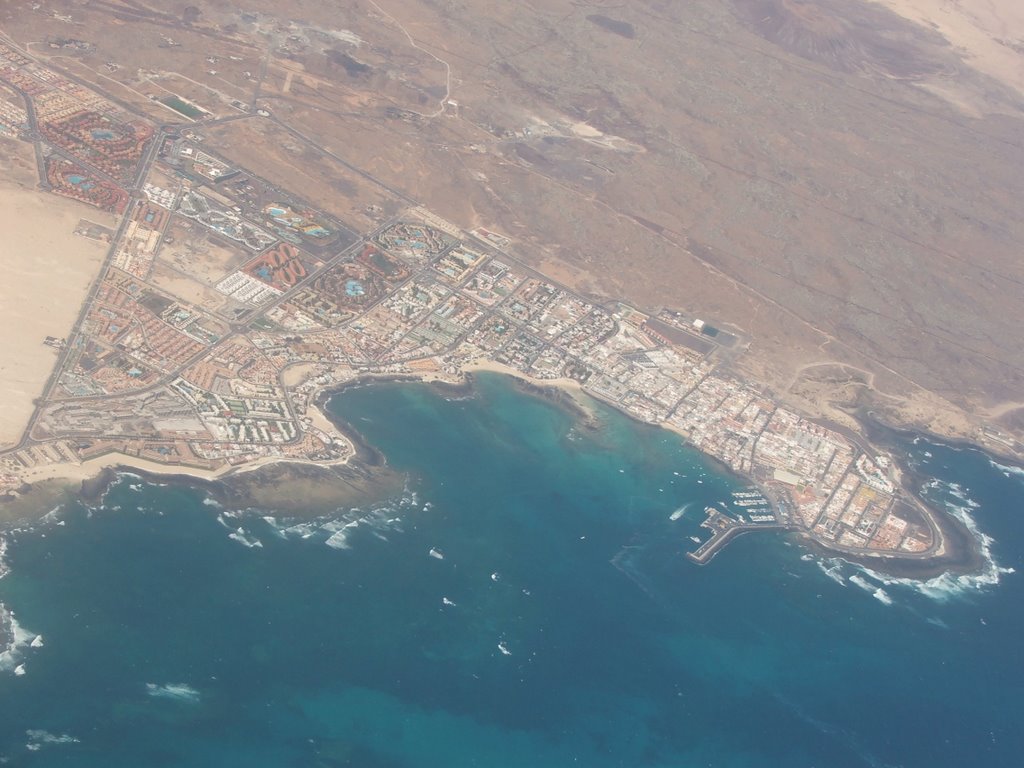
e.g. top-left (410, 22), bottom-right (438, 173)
top-left (686, 500), bottom-right (784, 565)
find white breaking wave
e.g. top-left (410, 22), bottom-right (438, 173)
top-left (261, 516), bottom-right (289, 538)
top-left (0, 535), bottom-right (9, 580)
top-left (864, 480), bottom-right (1014, 600)
top-left (146, 682), bottom-right (200, 702)
top-left (228, 528), bottom-right (263, 549)
top-left (0, 605), bottom-right (39, 674)
top-left (815, 480), bottom-right (1015, 602)
top-left (325, 521), bottom-right (359, 550)
top-left (848, 574), bottom-right (875, 593)
top-left (1, 537), bottom-right (45, 676)
top-left (990, 458), bottom-right (1024, 480)
top-left (816, 559), bottom-right (847, 586)
top-left (260, 484), bottom-right (422, 553)
top-left (39, 505), bottom-right (63, 525)
top-left (872, 588), bottom-right (894, 606)
top-left (262, 516), bottom-right (318, 539)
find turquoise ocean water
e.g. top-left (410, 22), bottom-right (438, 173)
top-left (0, 372), bottom-right (1021, 766)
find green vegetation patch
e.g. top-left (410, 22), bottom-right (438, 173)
top-left (160, 96), bottom-right (206, 119)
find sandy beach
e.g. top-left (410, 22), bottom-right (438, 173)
top-left (461, 358), bottom-right (601, 420)
top-left (14, 452), bottom-right (227, 486)
top-left (0, 142), bottom-right (114, 449)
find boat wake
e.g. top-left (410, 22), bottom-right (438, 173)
top-left (669, 503), bottom-right (691, 521)
top-left (990, 458), bottom-right (1024, 480)
top-left (25, 729), bottom-right (80, 752)
top-left (146, 682), bottom-right (201, 703)
top-left (774, 694), bottom-right (900, 768)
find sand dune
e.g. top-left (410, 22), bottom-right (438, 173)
top-left (0, 143), bottom-right (113, 448)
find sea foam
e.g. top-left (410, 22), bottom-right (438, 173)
top-left (228, 528), bottom-right (263, 549)
top-left (816, 559), bottom-right (847, 587)
top-left (325, 523), bottom-right (358, 550)
top-left (848, 574), bottom-right (875, 593)
top-left (871, 588), bottom-right (894, 606)
top-left (817, 480), bottom-right (1014, 603)
top-left (257, 484), bottom-right (421, 553)
top-left (0, 604), bottom-right (39, 674)
top-left (990, 459), bottom-right (1024, 480)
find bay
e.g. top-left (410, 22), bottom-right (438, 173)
top-left (0, 372), bottom-right (1020, 766)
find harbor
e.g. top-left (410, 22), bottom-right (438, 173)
top-left (686, 488), bottom-right (785, 564)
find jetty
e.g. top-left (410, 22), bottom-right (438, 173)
top-left (686, 506), bottom-right (783, 565)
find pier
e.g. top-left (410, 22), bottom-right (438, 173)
top-left (686, 506), bottom-right (783, 565)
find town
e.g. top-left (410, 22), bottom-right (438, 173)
top-left (0, 40), bottom-right (939, 564)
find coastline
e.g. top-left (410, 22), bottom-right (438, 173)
top-left (860, 409), bottom-right (1024, 474)
top-left (0, 363), bottom-right (1000, 579)
top-left (4, 443), bottom-right (405, 525)
top-left (310, 367), bottom-right (989, 578)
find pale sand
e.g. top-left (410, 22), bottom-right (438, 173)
top-left (17, 453), bottom-right (227, 485)
top-left (871, 0), bottom-right (1024, 97)
top-left (16, 449), bottom-right (355, 488)
top-left (461, 358), bottom-right (600, 419)
top-left (0, 147), bottom-right (114, 449)
top-left (306, 399), bottom-right (346, 436)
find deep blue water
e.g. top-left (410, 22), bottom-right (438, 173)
top-left (0, 373), bottom-right (1021, 766)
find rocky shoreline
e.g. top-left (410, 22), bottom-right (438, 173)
top-left (0, 371), bottom-right (1012, 580)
